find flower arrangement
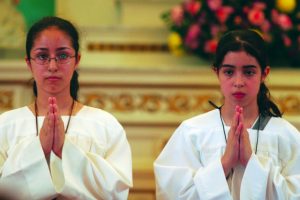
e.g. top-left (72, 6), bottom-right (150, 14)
top-left (162, 0), bottom-right (300, 67)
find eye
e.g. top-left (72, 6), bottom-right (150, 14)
top-left (244, 69), bottom-right (256, 76)
top-left (223, 69), bottom-right (234, 76)
top-left (36, 54), bottom-right (49, 60)
top-left (57, 53), bottom-right (68, 60)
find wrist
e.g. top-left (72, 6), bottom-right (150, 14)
top-left (53, 145), bottom-right (63, 158)
top-left (221, 156), bottom-right (232, 177)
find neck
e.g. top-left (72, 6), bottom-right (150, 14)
top-left (35, 94), bottom-right (74, 115)
top-left (221, 102), bottom-right (259, 128)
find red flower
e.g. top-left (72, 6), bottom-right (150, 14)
top-left (248, 9), bottom-right (265, 26)
top-left (185, 0), bottom-right (202, 16)
top-left (216, 6), bottom-right (234, 24)
top-left (204, 39), bottom-right (218, 53)
top-left (207, 0), bottom-right (222, 11)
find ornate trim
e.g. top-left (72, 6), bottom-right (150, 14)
top-left (87, 43), bottom-right (168, 52)
top-left (0, 91), bottom-right (13, 110)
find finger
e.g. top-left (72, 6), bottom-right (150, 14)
top-left (52, 97), bottom-right (57, 107)
top-left (48, 96), bottom-right (54, 105)
top-left (52, 103), bottom-right (58, 116)
top-left (233, 109), bottom-right (240, 129)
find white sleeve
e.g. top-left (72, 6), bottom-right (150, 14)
top-left (241, 140), bottom-right (300, 200)
top-left (0, 136), bottom-right (56, 199)
top-left (154, 125), bottom-right (232, 200)
top-left (50, 128), bottom-right (132, 200)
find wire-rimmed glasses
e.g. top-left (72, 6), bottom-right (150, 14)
top-left (30, 54), bottom-right (76, 65)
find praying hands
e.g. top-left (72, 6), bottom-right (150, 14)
top-left (221, 105), bottom-right (253, 177)
top-left (39, 97), bottom-right (65, 158)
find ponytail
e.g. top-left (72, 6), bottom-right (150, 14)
top-left (70, 70), bottom-right (79, 100)
top-left (257, 82), bottom-right (282, 117)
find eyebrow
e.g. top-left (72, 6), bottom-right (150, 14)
top-left (32, 47), bottom-right (73, 52)
top-left (221, 64), bottom-right (257, 69)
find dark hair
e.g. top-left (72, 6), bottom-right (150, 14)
top-left (213, 29), bottom-right (282, 117)
top-left (26, 16), bottom-right (80, 100)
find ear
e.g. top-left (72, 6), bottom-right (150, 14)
top-left (25, 57), bottom-right (33, 72)
top-left (262, 66), bottom-right (270, 81)
top-left (212, 66), bottom-right (218, 75)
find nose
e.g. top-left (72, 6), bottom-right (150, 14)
top-left (233, 75), bottom-right (245, 88)
top-left (48, 58), bottom-right (58, 72)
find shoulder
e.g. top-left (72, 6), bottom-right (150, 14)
top-left (267, 116), bottom-right (300, 143)
top-left (76, 105), bottom-right (123, 129)
top-left (180, 109), bottom-right (220, 130)
top-left (268, 117), bottom-right (299, 133)
top-left (171, 109), bottom-right (221, 141)
top-left (0, 107), bottom-right (31, 124)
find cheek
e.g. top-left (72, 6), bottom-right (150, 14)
top-left (218, 77), bottom-right (230, 88)
top-left (248, 79), bottom-right (261, 94)
top-left (31, 68), bottom-right (42, 80)
top-left (219, 82), bottom-right (231, 96)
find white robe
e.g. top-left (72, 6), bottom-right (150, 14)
top-left (154, 109), bottom-right (300, 200)
top-left (0, 105), bottom-right (132, 200)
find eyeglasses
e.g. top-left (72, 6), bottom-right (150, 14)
top-left (30, 54), bottom-right (76, 65)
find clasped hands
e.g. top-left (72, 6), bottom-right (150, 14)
top-left (221, 105), bottom-right (253, 177)
top-left (39, 97), bottom-right (65, 158)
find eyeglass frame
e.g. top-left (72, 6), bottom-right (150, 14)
top-left (29, 54), bottom-right (76, 65)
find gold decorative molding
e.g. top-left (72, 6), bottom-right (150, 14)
top-left (277, 95), bottom-right (300, 115)
top-left (80, 91), bottom-right (300, 116)
top-left (0, 91), bottom-right (13, 110)
top-left (80, 92), bottom-right (222, 114)
top-left (87, 43), bottom-right (168, 52)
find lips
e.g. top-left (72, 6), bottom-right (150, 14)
top-left (233, 92), bottom-right (245, 99)
top-left (46, 76), bottom-right (60, 81)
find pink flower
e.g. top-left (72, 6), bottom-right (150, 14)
top-left (215, 6), bottom-right (234, 24)
top-left (210, 25), bottom-right (220, 37)
top-left (252, 2), bottom-right (266, 10)
top-left (283, 34), bottom-right (292, 47)
top-left (277, 14), bottom-right (293, 30)
top-left (185, 24), bottom-right (201, 49)
top-left (271, 9), bottom-right (279, 22)
top-left (171, 5), bottom-right (184, 26)
top-left (185, 0), bottom-right (202, 16)
top-left (204, 39), bottom-right (218, 54)
top-left (248, 9), bottom-right (265, 26)
top-left (271, 10), bottom-right (293, 30)
top-left (207, 0), bottom-right (222, 11)
top-left (261, 20), bottom-right (271, 32)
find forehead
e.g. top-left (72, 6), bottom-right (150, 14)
top-left (33, 26), bottom-right (72, 46)
top-left (222, 51), bottom-right (260, 68)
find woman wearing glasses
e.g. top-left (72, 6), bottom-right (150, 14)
top-left (0, 16), bottom-right (132, 199)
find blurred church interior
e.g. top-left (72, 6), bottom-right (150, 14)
top-left (0, 0), bottom-right (300, 199)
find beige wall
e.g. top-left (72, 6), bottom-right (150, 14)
top-left (56, 0), bottom-right (181, 28)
